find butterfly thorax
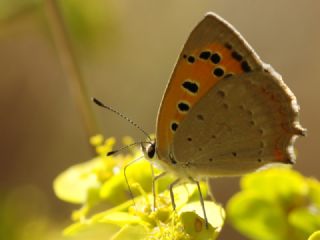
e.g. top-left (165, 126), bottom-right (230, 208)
top-left (141, 140), bottom-right (174, 171)
top-left (141, 140), bottom-right (193, 178)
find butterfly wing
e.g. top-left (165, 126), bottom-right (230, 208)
top-left (156, 12), bottom-right (264, 164)
top-left (172, 68), bottom-right (305, 177)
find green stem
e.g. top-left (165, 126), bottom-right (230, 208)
top-left (44, 0), bottom-right (99, 139)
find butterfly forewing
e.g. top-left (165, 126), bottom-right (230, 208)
top-left (156, 13), bottom-right (264, 164)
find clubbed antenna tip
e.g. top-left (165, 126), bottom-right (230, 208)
top-left (92, 97), bottom-right (104, 107)
top-left (107, 151), bottom-right (116, 156)
top-left (91, 97), bottom-right (152, 142)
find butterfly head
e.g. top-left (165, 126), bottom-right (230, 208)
top-left (141, 140), bottom-right (156, 160)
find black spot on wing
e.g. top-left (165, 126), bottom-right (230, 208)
top-left (231, 51), bottom-right (243, 61)
top-left (241, 60), bottom-right (252, 72)
top-left (225, 43), bottom-right (232, 49)
top-left (187, 56), bottom-right (195, 63)
top-left (199, 51), bottom-right (211, 60)
top-left (182, 81), bottom-right (199, 94)
top-left (213, 67), bottom-right (224, 77)
top-left (210, 53), bottom-right (221, 64)
top-left (171, 122), bottom-right (178, 131)
top-left (178, 102), bottom-right (190, 112)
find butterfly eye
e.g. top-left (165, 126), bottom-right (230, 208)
top-left (147, 144), bottom-right (156, 159)
top-left (141, 141), bottom-right (156, 159)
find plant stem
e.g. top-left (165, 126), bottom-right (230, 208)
top-left (44, 0), bottom-right (99, 139)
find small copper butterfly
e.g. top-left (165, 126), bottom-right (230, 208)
top-left (94, 12), bottom-right (306, 228)
top-left (142, 12), bottom-right (305, 176)
top-left (140, 12), bottom-right (305, 226)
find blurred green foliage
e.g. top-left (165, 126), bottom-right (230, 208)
top-left (57, 0), bottom-right (118, 53)
top-left (227, 168), bottom-right (320, 240)
top-left (0, 0), bottom-right (41, 21)
top-left (54, 135), bottom-right (225, 239)
top-left (0, 0), bottom-right (117, 55)
top-left (309, 231), bottom-right (320, 240)
top-left (0, 185), bottom-right (64, 240)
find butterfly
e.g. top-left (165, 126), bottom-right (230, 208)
top-left (141, 12), bottom-right (305, 225)
top-left (142, 12), bottom-right (305, 176)
top-left (94, 12), bottom-right (305, 228)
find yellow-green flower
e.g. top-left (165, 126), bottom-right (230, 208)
top-left (54, 135), bottom-right (224, 239)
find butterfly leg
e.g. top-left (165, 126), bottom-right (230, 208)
top-left (168, 178), bottom-right (181, 210)
top-left (189, 177), bottom-right (209, 229)
top-left (123, 156), bottom-right (144, 207)
top-left (152, 171), bottom-right (167, 211)
top-left (206, 177), bottom-right (216, 201)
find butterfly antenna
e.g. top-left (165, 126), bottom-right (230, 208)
top-left (92, 97), bottom-right (152, 142)
top-left (107, 141), bottom-right (149, 156)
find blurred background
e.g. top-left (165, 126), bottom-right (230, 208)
top-left (0, 0), bottom-right (319, 239)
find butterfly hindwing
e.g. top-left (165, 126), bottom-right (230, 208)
top-left (172, 69), bottom-right (305, 176)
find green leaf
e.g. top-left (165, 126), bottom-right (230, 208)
top-left (98, 212), bottom-right (141, 226)
top-left (289, 207), bottom-right (320, 238)
top-left (308, 178), bottom-right (320, 206)
top-left (53, 157), bottom-right (102, 204)
top-left (241, 168), bottom-right (308, 206)
top-left (99, 158), bottom-right (175, 205)
top-left (162, 183), bottom-right (206, 210)
top-left (186, 181), bottom-right (208, 203)
top-left (63, 221), bottom-right (119, 237)
top-left (180, 212), bottom-right (215, 240)
top-left (309, 231), bottom-right (320, 240)
top-left (227, 168), bottom-right (320, 240)
top-left (99, 173), bottom-right (129, 205)
top-left (227, 191), bottom-right (287, 240)
top-left (180, 201), bottom-right (225, 240)
top-left (100, 158), bottom-right (152, 198)
top-left (111, 224), bottom-right (148, 240)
